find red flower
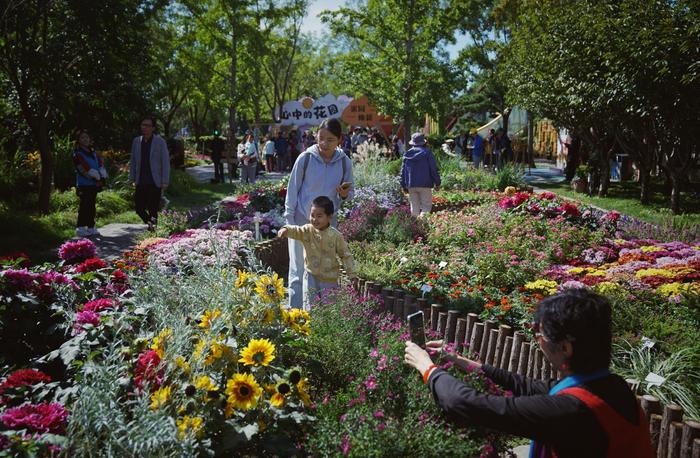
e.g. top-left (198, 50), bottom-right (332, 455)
top-left (0, 252), bottom-right (31, 267)
top-left (559, 202), bottom-right (581, 218)
top-left (111, 269), bottom-right (128, 283)
top-left (0, 369), bottom-right (52, 400)
top-left (0, 402), bottom-right (68, 434)
top-left (82, 298), bottom-right (115, 313)
top-left (75, 257), bottom-right (107, 273)
top-left (134, 350), bottom-right (164, 390)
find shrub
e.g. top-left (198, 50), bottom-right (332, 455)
top-left (50, 190), bottom-right (79, 212)
top-left (96, 190), bottom-right (130, 218)
top-left (338, 200), bottom-right (386, 242)
top-left (380, 205), bottom-right (427, 244)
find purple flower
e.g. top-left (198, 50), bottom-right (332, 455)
top-left (373, 410), bottom-right (385, 419)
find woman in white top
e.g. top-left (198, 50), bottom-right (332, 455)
top-left (240, 134), bottom-right (258, 183)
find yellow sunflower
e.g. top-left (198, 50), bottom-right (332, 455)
top-left (176, 415), bottom-right (204, 439)
top-left (296, 378), bottom-right (311, 407)
top-left (238, 338), bottom-right (276, 367)
top-left (150, 328), bottom-right (173, 359)
top-left (150, 385), bottom-right (172, 410)
top-left (235, 270), bottom-right (252, 289)
top-left (199, 309), bottom-right (222, 329)
top-left (194, 375), bottom-right (218, 392)
top-left (282, 308), bottom-right (311, 336)
top-left (204, 340), bottom-right (235, 365)
top-left (270, 381), bottom-right (291, 408)
top-left (254, 273), bottom-right (286, 303)
top-left (225, 373), bottom-right (262, 412)
top-left (174, 356), bottom-right (191, 375)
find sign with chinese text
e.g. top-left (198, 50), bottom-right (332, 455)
top-left (279, 94), bottom-right (352, 126)
top-left (341, 95), bottom-right (394, 135)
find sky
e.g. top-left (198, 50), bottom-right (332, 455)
top-left (300, 0), bottom-right (467, 60)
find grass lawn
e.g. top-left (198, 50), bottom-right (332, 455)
top-left (537, 180), bottom-right (700, 229)
top-left (0, 171), bottom-right (241, 264)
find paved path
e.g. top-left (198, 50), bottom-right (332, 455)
top-left (185, 163), bottom-right (288, 184)
top-left (523, 164), bottom-right (566, 186)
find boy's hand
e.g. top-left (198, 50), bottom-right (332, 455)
top-left (277, 227), bottom-right (288, 238)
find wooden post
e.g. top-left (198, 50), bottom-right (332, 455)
top-left (381, 287), bottom-right (393, 313)
top-left (485, 329), bottom-right (499, 365)
top-left (658, 405), bottom-right (684, 458)
top-left (541, 358), bottom-right (551, 380)
top-left (469, 322), bottom-right (484, 360)
top-left (501, 336), bottom-right (513, 370)
top-left (669, 421), bottom-right (683, 458)
top-left (526, 344), bottom-right (537, 378)
top-left (437, 312), bottom-right (448, 337)
top-left (533, 348), bottom-right (543, 380)
top-left (363, 280), bottom-right (373, 298)
top-left (518, 342), bottom-right (531, 376)
top-left (509, 331), bottom-right (525, 373)
top-left (369, 283), bottom-right (381, 296)
top-left (641, 395), bottom-right (662, 419)
top-left (404, 294), bottom-right (417, 317)
top-left (385, 296), bottom-right (395, 318)
top-left (493, 325), bottom-right (512, 368)
top-left (681, 421), bottom-right (700, 458)
top-left (394, 298), bottom-right (405, 320)
top-left (445, 310), bottom-right (460, 344)
top-left (455, 318), bottom-right (468, 353)
top-left (465, 313), bottom-right (478, 346)
top-left (393, 288), bottom-right (405, 299)
top-left (479, 320), bottom-right (497, 362)
top-left (692, 439), bottom-right (700, 458)
top-left (650, 414), bottom-right (663, 453)
top-left (430, 304), bottom-right (444, 331)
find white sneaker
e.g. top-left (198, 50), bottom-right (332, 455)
top-left (87, 227), bottom-right (101, 236)
top-left (76, 227), bottom-right (90, 237)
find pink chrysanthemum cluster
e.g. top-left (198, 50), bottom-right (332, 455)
top-left (0, 402), bottom-right (68, 434)
top-left (58, 238), bottom-right (96, 263)
top-left (74, 257), bottom-right (107, 273)
top-left (73, 310), bottom-right (100, 333)
top-left (0, 369), bottom-right (52, 401)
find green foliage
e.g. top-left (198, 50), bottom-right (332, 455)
top-left (612, 342), bottom-right (700, 420)
top-left (53, 135), bottom-right (75, 192)
top-left (493, 163), bottom-right (526, 191)
top-left (166, 169), bottom-right (197, 197)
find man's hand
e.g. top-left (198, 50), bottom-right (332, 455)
top-left (277, 227), bottom-right (288, 238)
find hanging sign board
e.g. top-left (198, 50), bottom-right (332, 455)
top-left (279, 94), bottom-right (352, 126)
top-left (341, 95), bottom-right (394, 136)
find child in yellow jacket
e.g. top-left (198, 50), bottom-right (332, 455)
top-left (277, 195), bottom-right (356, 309)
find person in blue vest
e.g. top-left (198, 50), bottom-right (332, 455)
top-left (73, 129), bottom-right (108, 237)
top-left (128, 116), bottom-right (170, 231)
top-left (404, 289), bottom-right (654, 458)
top-left (284, 118), bottom-right (354, 309)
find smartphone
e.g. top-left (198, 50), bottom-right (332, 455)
top-left (340, 181), bottom-right (352, 190)
top-left (407, 311), bottom-right (426, 347)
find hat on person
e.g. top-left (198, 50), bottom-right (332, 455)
top-left (470, 128), bottom-right (478, 135)
top-left (409, 132), bottom-right (426, 146)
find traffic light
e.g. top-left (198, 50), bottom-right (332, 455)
top-left (213, 130), bottom-right (220, 136)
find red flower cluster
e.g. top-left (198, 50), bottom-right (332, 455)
top-left (0, 251), bottom-right (31, 267)
top-left (75, 257), bottom-right (107, 273)
top-left (0, 369), bottom-right (52, 400)
top-left (133, 350), bottom-right (164, 390)
top-left (558, 202), bottom-right (581, 218)
top-left (0, 402), bottom-right (68, 434)
top-left (81, 298), bottom-right (116, 313)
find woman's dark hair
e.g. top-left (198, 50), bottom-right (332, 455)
top-left (318, 118), bottom-right (343, 139)
top-left (73, 129), bottom-right (89, 142)
top-left (311, 195), bottom-right (334, 216)
top-left (533, 289), bottom-right (612, 373)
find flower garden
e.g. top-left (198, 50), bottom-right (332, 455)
top-left (1, 158), bottom-right (699, 456)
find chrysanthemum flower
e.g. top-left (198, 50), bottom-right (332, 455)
top-left (225, 373), bottom-right (261, 413)
top-left (238, 338), bottom-right (275, 367)
top-left (254, 273), bottom-right (285, 303)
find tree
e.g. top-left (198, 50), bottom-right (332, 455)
top-left (0, 0), bottom-right (164, 212)
top-left (320, 0), bottom-right (467, 144)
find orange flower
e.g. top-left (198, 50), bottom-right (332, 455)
top-left (443, 271), bottom-right (451, 276)
top-left (427, 272), bottom-right (439, 280)
top-left (485, 301), bottom-right (496, 310)
top-left (500, 297), bottom-right (509, 306)
top-left (501, 304), bottom-right (513, 312)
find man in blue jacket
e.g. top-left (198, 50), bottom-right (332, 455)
top-left (400, 133), bottom-right (441, 216)
top-left (128, 116), bottom-right (170, 231)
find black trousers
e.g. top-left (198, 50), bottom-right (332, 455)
top-left (135, 184), bottom-right (161, 225)
top-left (77, 186), bottom-right (98, 228)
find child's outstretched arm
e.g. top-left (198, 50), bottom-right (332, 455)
top-left (278, 224), bottom-right (307, 241)
top-left (336, 234), bottom-right (357, 278)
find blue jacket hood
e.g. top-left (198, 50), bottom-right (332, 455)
top-left (400, 146), bottom-right (441, 189)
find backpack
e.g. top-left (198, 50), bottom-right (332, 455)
top-left (297, 151), bottom-right (347, 197)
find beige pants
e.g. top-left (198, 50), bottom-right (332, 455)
top-left (408, 187), bottom-right (432, 216)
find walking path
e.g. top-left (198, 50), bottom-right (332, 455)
top-left (56, 164), bottom-right (289, 261)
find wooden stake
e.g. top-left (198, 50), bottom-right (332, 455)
top-left (469, 322), bottom-right (484, 360)
top-left (508, 331), bottom-right (525, 373)
top-left (658, 405), bottom-right (684, 458)
top-left (681, 421), bottom-right (700, 458)
top-left (479, 320), bottom-right (497, 361)
top-left (445, 310), bottom-right (461, 344)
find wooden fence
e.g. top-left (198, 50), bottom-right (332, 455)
top-left (348, 277), bottom-right (700, 458)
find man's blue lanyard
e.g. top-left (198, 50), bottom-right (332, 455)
top-left (530, 368), bottom-right (611, 458)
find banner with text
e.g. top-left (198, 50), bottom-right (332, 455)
top-left (279, 94), bottom-right (352, 126)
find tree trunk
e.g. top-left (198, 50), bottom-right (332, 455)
top-left (526, 110), bottom-right (535, 168)
top-left (228, 19), bottom-right (238, 147)
top-left (638, 163), bottom-right (651, 204)
top-left (35, 120), bottom-right (53, 214)
top-left (670, 173), bottom-right (681, 214)
top-left (597, 145), bottom-right (612, 197)
top-left (402, 0), bottom-right (415, 147)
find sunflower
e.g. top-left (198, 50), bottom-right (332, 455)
top-left (238, 338), bottom-right (276, 367)
top-left (199, 309), bottom-right (222, 329)
top-left (194, 375), bottom-right (218, 392)
top-left (254, 273), bottom-right (285, 303)
top-left (296, 378), bottom-right (311, 407)
top-left (235, 270), bottom-right (252, 289)
top-left (225, 373), bottom-right (262, 412)
top-left (282, 308), bottom-right (310, 336)
top-left (150, 328), bottom-right (173, 358)
top-left (174, 356), bottom-right (191, 375)
top-left (176, 415), bottom-right (204, 439)
top-left (270, 381), bottom-right (291, 408)
top-left (150, 385), bottom-right (172, 410)
top-left (204, 340), bottom-right (235, 365)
